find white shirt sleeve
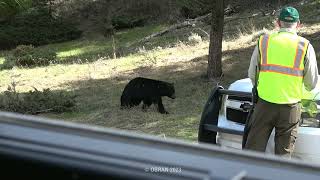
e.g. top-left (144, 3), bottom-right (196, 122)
top-left (248, 45), bottom-right (260, 86)
top-left (303, 44), bottom-right (319, 91)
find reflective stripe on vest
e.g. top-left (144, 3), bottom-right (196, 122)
top-left (260, 34), bottom-right (270, 65)
top-left (259, 34), bottom-right (308, 77)
top-left (260, 64), bottom-right (303, 76)
top-left (294, 40), bottom-right (308, 69)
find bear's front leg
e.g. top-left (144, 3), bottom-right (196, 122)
top-left (157, 97), bottom-right (169, 114)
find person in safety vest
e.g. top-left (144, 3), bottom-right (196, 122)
top-left (245, 6), bottom-right (319, 157)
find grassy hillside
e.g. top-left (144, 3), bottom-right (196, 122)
top-left (0, 0), bottom-right (319, 141)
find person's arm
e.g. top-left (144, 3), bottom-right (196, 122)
top-left (303, 44), bottom-right (319, 91)
top-left (248, 45), bottom-right (260, 86)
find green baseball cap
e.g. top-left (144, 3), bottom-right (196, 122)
top-left (279, 7), bottom-right (299, 22)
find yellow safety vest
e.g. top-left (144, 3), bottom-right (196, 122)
top-left (257, 32), bottom-right (309, 104)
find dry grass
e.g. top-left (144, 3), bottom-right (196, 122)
top-left (0, 1), bottom-right (319, 141)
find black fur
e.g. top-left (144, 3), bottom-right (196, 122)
top-left (120, 77), bottom-right (175, 114)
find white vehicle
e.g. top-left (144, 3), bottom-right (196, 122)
top-left (198, 78), bottom-right (320, 164)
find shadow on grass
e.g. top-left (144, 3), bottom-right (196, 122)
top-left (32, 42), bottom-right (254, 141)
top-left (32, 59), bottom-right (207, 140)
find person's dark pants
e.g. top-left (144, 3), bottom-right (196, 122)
top-left (244, 98), bottom-right (300, 157)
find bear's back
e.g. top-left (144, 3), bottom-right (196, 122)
top-left (122, 77), bottom-right (172, 97)
top-left (128, 77), bottom-right (168, 87)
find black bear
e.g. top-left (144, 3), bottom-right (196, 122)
top-left (120, 77), bottom-right (175, 114)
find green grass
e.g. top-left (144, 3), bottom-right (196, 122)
top-left (0, 51), bottom-right (8, 65)
top-left (35, 24), bottom-right (170, 64)
top-left (0, 57), bottom-right (4, 65)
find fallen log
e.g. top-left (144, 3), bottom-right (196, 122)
top-left (135, 14), bottom-right (211, 44)
top-left (134, 10), bottom-right (270, 45)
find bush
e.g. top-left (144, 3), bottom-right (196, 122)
top-left (112, 15), bottom-right (148, 30)
top-left (177, 0), bottom-right (211, 18)
top-left (0, 0), bottom-right (32, 19)
top-left (3, 45), bottom-right (56, 68)
top-left (0, 85), bottom-right (77, 114)
top-left (188, 33), bottom-right (202, 45)
top-left (0, 8), bottom-right (82, 50)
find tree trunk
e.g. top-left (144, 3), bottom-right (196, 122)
top-left (207, 0), bottom-right (224, 79)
